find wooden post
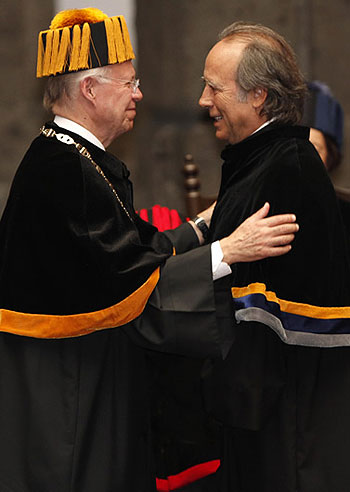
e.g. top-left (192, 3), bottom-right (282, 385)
top-left (183, 154), bottom-right (202, 218)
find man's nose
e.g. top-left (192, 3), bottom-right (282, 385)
top-left (133, 87), bottom-right (143, 101)
top-left (199, 85), bottom-right (212, 108)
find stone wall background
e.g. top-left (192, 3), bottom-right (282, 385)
top-left (1, 0), bottom-right (350, 216)
top-left (0, 0), bottom-right (53, 213)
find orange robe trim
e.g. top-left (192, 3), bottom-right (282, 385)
top-left (0, 268), bottom-right (160, 339)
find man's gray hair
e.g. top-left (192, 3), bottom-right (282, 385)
top-left (219, 22), bottom-right (307, 125)
top-left (43, 66), bottom-right (110, 112)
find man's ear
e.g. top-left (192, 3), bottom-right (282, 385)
top-left (251, 87), bottom-right (268, 109)
top-left (80, 77), bottom-right (96, 103)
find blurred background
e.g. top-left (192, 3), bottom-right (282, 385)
top-left (1, 0), bottom-right (349, 215)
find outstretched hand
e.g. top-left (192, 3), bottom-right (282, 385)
top-left (219, 202), bottom-right (299, 265)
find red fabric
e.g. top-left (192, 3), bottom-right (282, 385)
top-left (152, 205), bottom-right (171, 231)
top-left (138, 208), bottom-right (149, 222)
top-left (156, 460), bottom-right (220, 491)
top-left (169, 208), bottom-right (183, 229)
top-left (137, 205), bottom-right (184, 231)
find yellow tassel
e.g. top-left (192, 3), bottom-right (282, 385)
top-left (104, 18), bottom-right (117, 64)
top-left (69, 24), bottom-right (81, 72)
top-left (36, 32), bottom-right (45, 78)
top-left (49, 28), bottom-right (60, 75)
top-left (50, 8), bottom-right (108, 30)
top-left (89, 36), bottom-right (102, 68)
top-left (37, 11), bottom-right (135, 77)
top-left (78, 22), bottom-right (91, 69)
top-left (43, 30), bottom-right (54, 76)
top-left (54, 27), bottom-right (71, 75)
top-left (112, 17), bottom-right (126, 63)
top-left (119, 16), bottom-right (135, 60)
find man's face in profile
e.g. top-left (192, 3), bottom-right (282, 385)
top-left (199, 39), bottom-right (265, 145)
top-left (92, 61), bottom-right (143, 141)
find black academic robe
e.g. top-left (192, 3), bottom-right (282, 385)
top-left (338, 196), bottom-right (350, 242)
top-left (203, 124), bottom-right (350, 492)
top-left (0, 123), bottom-right (228, 492)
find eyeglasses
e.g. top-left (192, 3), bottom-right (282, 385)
top-left (97, 76), bottom-right (141, 94)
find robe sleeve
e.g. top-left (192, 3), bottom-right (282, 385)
top-left (125, 244), bottom-right (235, 359)
top-left (163, 222), bottom-right (200, 254)
top-left (127, 207), bottom-right (234, 359)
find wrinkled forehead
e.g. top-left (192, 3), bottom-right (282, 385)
top-left (204, 39), bottom-right (246, 76)
top-left (105, 60), bottom-right (136, 78)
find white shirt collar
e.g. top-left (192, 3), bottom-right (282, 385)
top-left (251, 118), bottom-right (276, 136)
top-left (53, 115), bottom-right (105, 151)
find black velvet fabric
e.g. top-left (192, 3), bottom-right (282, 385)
top-left (338, 196), bottom-right (350, 243)
top-left (0, 124), bottom-right (225, 492)
top-left (203, 124), bottom-right (350, 492)
top-left (0, 122), bottom-right (173, 315)
top-left (209, 124), bottom-right (350, 306)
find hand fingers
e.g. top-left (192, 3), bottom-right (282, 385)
top-left (269, 233), bottom-right (296, 246)
top-left (264, 244), bottom-right (293, 257)
top-left (262, 213), bottom-right (297, 227)
top-left (268, 223), bottom-right (299, 236)
top-left (250, 202), bottom-right (270, 220)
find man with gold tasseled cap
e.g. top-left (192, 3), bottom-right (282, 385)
top-left (0, 8), bottom-right (299, 492)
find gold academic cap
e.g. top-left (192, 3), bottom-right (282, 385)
top-left (36, 7), bottom-right (135, 78)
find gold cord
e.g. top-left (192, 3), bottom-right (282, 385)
top-left (39, 126), bottom-right (133, 222)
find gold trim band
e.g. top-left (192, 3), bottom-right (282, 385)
top-left (0, 268), bottom-right (160, 339)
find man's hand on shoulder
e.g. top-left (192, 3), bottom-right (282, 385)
top-left (219, 202), bottom-right (299, 265)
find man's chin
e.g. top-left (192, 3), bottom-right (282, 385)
top-left (215, 129), bottom-right (228, 141)
top-left (124, 120), bottom-right (135, 132)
